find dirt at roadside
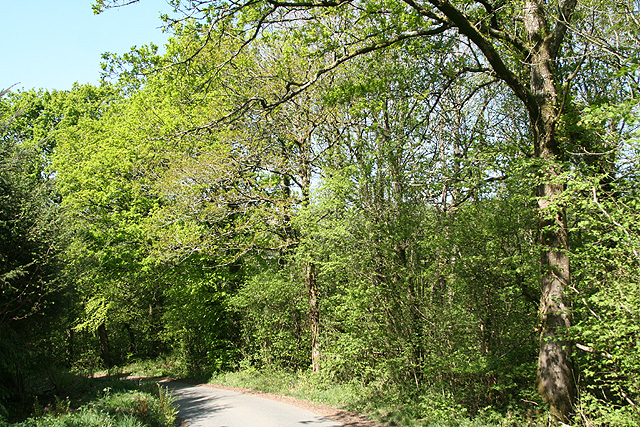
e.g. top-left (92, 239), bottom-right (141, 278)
top-left (159, 379), bottom-right (387, 427)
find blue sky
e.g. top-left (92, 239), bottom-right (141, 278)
top-left (0, 0), bottom-right (173, 91)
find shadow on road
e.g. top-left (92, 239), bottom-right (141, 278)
top-left (162, 380), bottom-right (383, 427)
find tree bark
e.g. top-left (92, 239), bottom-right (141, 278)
top-left (66, 328), bottom-right (74, 365)
top-left (306, 262), bottom-right (321, 372)
top-left (97, 322), bottom-right (113, 368)
top-left (524, 0), bottom-right (576, 419)
top-left (533, 115), bottom-right (575, 419)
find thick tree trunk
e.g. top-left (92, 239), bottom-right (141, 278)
top-left (536, 191), bottom-right (575, 419)
top-left (306, 262), bottom-right (320, 372)
top-left (524, 0), bottom-right (576, 419)
top-left (533, 113), bottom-right (575, 418)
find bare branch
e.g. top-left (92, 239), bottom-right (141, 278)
top-left (400, 0), bottom-right (447, 23)
top-left (215, 24), bottom-right (451, 123)
top-left (575, 343), bottom-right (613, 359)
top-left (266, 0), bottom-right (351, 6)
top-left (486, 27), bottom-right (527, 55)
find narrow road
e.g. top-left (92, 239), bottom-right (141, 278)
top-left (166, 381), bottom-right (346, 427)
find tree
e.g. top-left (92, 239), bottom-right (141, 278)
top-left (53, 82), bottom-right (172, 368)
top-left (290, 47), bottom-right (544, 413)
top-left (104, 26), bottom-right (347, 372)
top-left (54, 45), bottom-right (255, 372)
top-left (0, 88), bottom-right (69, 418)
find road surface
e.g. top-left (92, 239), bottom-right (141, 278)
top-left (166, 381), bottom-right (346, 427)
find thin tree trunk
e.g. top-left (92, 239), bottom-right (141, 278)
top-left (125, 323), bottom-right (136, 355)
top-left (66, 328), bottom-right (74, 365)
top-left (97, 322), bottom-right (112, 368)
top-left (306, 262), bottom-right (320, 372)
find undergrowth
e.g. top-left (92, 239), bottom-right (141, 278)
top-left (208, 368), bottom-right (549, 427)
top-left (0, 376), bottom-right (176, 427)
top-left (209, 367), bottom-right (640, 426)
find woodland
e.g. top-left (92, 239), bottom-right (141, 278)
top-left (1, 0), bottom-right (639, 425)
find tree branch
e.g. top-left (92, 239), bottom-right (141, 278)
top-left (426, 0), bottom-right (535, 110)
top-left (400, 0), bottom-right (447, 24)
top-left (549, 0), bottom-right (578, 58)
top-left (575, 343), bottom-right (612, 360)
top-left (215, 24), bottom-right (450, 123)
top-left (266, 0), bottom-right (351, 7)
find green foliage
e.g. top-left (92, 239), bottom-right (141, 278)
top-left (0, 89), bottom-right (72, 420)
top-left (210, 368), bottom-right (548, 426)
top-left (573, 393), bottom-right (639, 427)
top-left (89, 386), bottom-right (176, 427)
top-left (229, 269), bottom-right (310, 370)
top-left (567, 181), bottom-right (640, 424)
top-left (161, 268), bottom-right (239, 375)
top-left (3, 385), bottom-right (176, 427)
top-left (560, 93), bottom-right (640, 425)
top-left (286, 66), bottom-right (542, 410)
top-left (52, 82), bottom-right (182, 367)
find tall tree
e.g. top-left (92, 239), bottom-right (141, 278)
top-left (53, 82), bottom-right (174, 367)
top-left (0, 89), bottom-right (69, 417)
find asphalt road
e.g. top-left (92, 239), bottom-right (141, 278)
top-left (167, 382), bottom-right (345, 427)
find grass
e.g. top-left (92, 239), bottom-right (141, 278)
top-left (108, 357), bottom-right (178, 379)
top-left (7, 357), bottom-right (629, 426)
top-left (0, 374), bottom-right (177, 427)
top-left (110, 356), bottom-right (212, 383)
top-left (211, 367), bottom-right (363, 408)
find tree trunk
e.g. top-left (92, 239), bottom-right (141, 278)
top-left (97, 322), bottom-right (113, 368)
top-left (306, 262), bottom-right (321, 372)
top-left (524, 0), bottom-right (576, 419)
top-left (66, 328), bottom-right (74, 365)
top-left (125, 323), bottom-right (136, 355)
top-left (536, 184), bottom-right (575, 420)
top-left (533, 109), bottom-right (575, 418)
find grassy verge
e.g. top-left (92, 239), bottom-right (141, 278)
top-left (0, 375), bottom-right (177, 427)
top-left (107, 356), bottom-right (210, 383)
top-left (209, 368), bottom-right (547, 427)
